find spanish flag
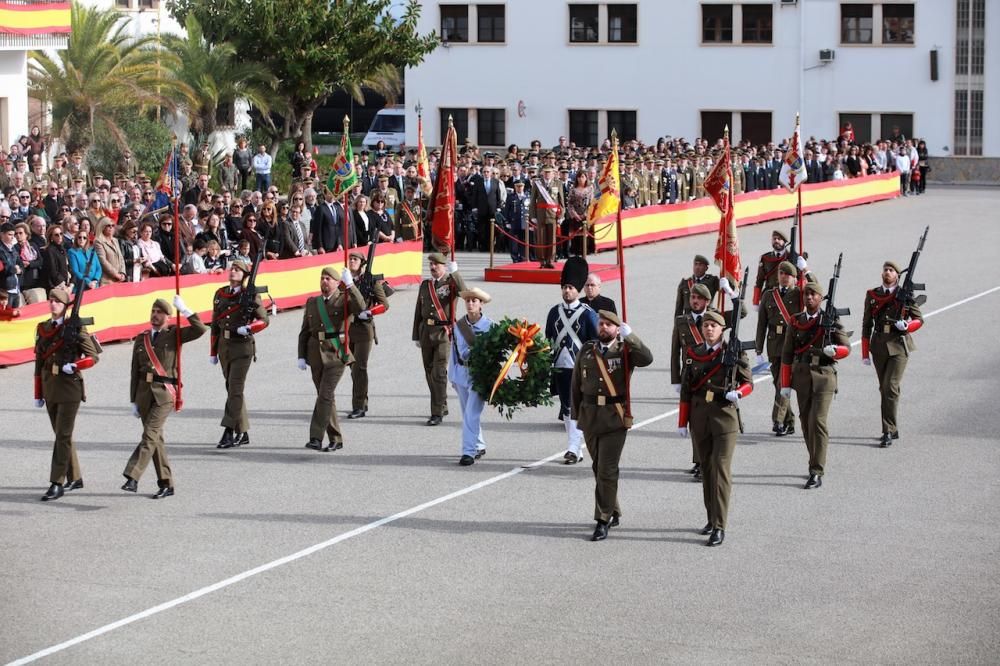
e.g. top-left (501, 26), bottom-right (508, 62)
top-left (587, 133), bottom-right (621, 223)
top-left (0, 2), bottom-right (70, 35)
top-left (416, 113), bottom-right (432, 196)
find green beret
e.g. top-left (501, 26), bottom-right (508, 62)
top-left (321, 266), bottom-right (338, 280)
top-left (48, 288), bottom-right (70, 305)
top-left (772, 229), bottom-right (789, 242)
top-left (691, 283), bottom-right (712, 300)
top-left (779, 261), bottom-right (798, 276)
top-left (428, 252), bottom-right (448, 265)
top-left (702, 310), bottom-right (727, 327)
top-left (804, 281), bottom-right (825, 297)
top-left (230, 259), bottom-right (252, 275)
top-left (883, 260), bottom-right (902, 273)
top-left (693, 254), bottom-right (710, 265)
top-left (598, 309), bottom-right (621, 326)
top-left (152, 298), bottom-right (173, 315)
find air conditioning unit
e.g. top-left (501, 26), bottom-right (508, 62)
top-left (780, 0), bottom-right (798, 5)
top-left (819, 49), bottom-right (836, 63)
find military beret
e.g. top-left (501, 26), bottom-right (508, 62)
top-left (804, 280), bottom-right (825, 297)
top-left (772, 229), bottom-right (789, 242)
top-left (231, 259), bottom-right (252, 274)
top-left (883, 260), bottom-right (902, 273)
top-left (693, 254), bottom-right (710, 265)
top-left (348, 250), bottom-right (367, 264)
top-left (460, 287), bottom-right (491, 303)
top-left (48, 288), bottom-right (71, 305)
top-left (428, 252), bottom-right (448, 265)
top-left (598, 309), bottom-right (621, 326)
top-left (702, 310), bottom-right (727, 327)
top-left (321, 266), bottom-right (338, 280)
top-left (152, 298), bottom-right (173, 315)
top-left (691, 283), bottom-right (712, 300)
top-left (779, 260), bottom-right (798, 276)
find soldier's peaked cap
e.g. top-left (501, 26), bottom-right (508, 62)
top-left (779, 260), bottom-right (797, 276)
top-left (231, 259), bottom-right (252, 274)
top-left (702, 310), bottom-right (727, 327)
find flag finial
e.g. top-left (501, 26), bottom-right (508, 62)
top-left (415, 100), bottom-right (423, 116)
top-left (447, 115), bottom-right (454, 128)
top-left (342, 115), bottom-right (350, 131)
top-left (723, 125), bottom-right (730, 140)
top-left (795, 111), bottom-right (800, 125)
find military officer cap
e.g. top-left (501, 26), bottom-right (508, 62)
top-left (803, 281), bottom-right (825, 297)
top-left (691, 283), bottom-right (712, 300)
top-left (541, 164), bottom-right (555, 172)
top-left (231, 259), bottom-right (252, 274)
top-left (48, 288), bottom-right (70, 305)
top-left (428, 252), bottom-right (448, 265)
top-left (559, 167), bottom-right (569, 174)
top-left (694, 254), bottom-right (710, 265)
top-left (321, 266), bottom-right (338, 280)
top-left (883, 260), bottom-right (902, 273)
top-left (94, 172), bottom-right (104, 179)
top-left (598, 309), bottom-right (621, 326)
top-left (348, 250), bottom-right (367, 264)
top-left (779, 260), bottom-right (798, 276)
top-left (772, 229), bottom-right (789, 242)
top-left (152, 298), bottom-right (173, 315)
top-left (459, 287), bottom-right (491, 303)
top-left (702, 310), bottom-right (727, 328)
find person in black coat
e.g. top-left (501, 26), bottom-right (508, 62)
top-left (804, 150), bottom-right (824, 184)
top-left (471, 166), bottom-right (503, 251)
top-left (351, 195), bottom-right (379, 246)
top-left (41, 225), bottom-right (69, 290)
top-left (311, 191), bottom-right (352, 253)
top-left (579, 273), bottom-right (617, 314)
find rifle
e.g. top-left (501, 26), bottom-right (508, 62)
top-left (232, 247), bottom-right (269, 332)
top-left (896, 226), bottom-right (929, 316)
top-left (59, 252), bottom-right (97, 368)
top-left (787, 223), bottom-right (800, 270)
top-left (722, 266), bottom-right (756, 433)
top-left (356, 242), bottom-right (394, 301)
top-left (820, 253), bottom-right (851, 346)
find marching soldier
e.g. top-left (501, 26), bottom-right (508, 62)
top-left (754, 261), bottom-right (801, 436)
top-left (677, 310), bottom-right (753, 547)
top-left (298, 266), bottom-right (365, 452)
top-left (671, 283), bottom-right (714, 479)
top-left (753, 230), bottom-right (790, 306)
top-left (122, 295), bottom-right (206, 498)
top-left (33, 288), bottom-right (100, 501)
top-left (529, 164), bottom-right (564, 269)
top-left (347, 250), bottom-right (389, 419)
top-left (210, 260), bottom-right (269, 449)
top-left (449, 287), bottom-right (494, 466)
top-left (571, 310), bottom-right (653, 541)
top-left (412, 253), bottom-right (466, 425)
top-left (780, 281), bottom-right (851, 489)
top-left (675, 254), bottom-right (721, 317)
top-left (861, 261), bottom-right (924, 447)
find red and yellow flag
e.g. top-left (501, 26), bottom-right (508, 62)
top-left (588, 132), bottom-right (621, 222)
top-left (705, 130), bottom-right (741, 286)
top-left (430, 120), bottom-right (458, 252)
top-left (416, 114), bottom-right (432, 196)
top-left (0, 2), bottom-right (70, 35)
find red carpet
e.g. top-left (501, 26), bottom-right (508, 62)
top-left (484, 261), bottom-right (621, 285)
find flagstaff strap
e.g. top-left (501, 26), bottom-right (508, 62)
top-left (686, 345), bottom-right (723, 363)
top-left (142, 332), bottom-right (178, 405)
top-left (315, 296), bottom-right (350, 363)
top-left (217, 303), bottom-right (242, 321)
top-left (687, 318), bottom-right (704, 345)
top-left (554, 306), bottom-right (587, 353)
top-left (773, 288), bottom-right (794, 325)
top-left (592, 346), bottom-right (627, 427)
top-left (425, 279), bottom-right (450, 323)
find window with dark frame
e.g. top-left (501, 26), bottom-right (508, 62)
top-left (702, 4), bottom-right (733, 44)
top-left (880, 114), bottom-right (914, 143)
top-left (115, 0), bottom-right (131, 8)
top-left (440, 108), bottom-right (469, 146)
top-left (882, 3), bottom-right (914, 44)
top-left (742, 4), bottom-right (773, 44)
top-left (700, 111), bottom-right (733, 144)
top-left (741, 112), bottom-right (773, 145)
top-left (477, 5), bottom-right (505, 43)
top-left (606, 111), bottom-right (637, 142)
top-left (569, 110), bottom-right (599, 147)
top-left (841, 4), bottom-right (873, 44)
top-left (215, 102), bottom-right (235, 128)
top-left (608, 4), bottom-right (638, 43)
top-left (441, 5), bottom-right (469, 43)
top-left (477, 109), bottom-right (505, 146)
top-left (838, 113), bottom-right (872, 144)
top-left (569, 4), bottom-right (599, 43)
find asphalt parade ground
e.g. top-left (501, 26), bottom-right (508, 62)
top-left (2, 187), bottom-right (999, 664)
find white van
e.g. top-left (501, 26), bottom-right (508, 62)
top-left (362, 106), bottom-right (406, 151)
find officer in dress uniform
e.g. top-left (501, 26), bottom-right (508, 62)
top-left (50, 154), bottom-right (71, 190)
top-left (33, 288), bottom-right (100, 501)
top-left (545, 257), bottom-right (599, 465)
top-left (210, 259), bottom-right (269, 449)
top-left (122, 295), bottom-right (206, 498)
top-left (753, 230), bottom-right (790, 307)
top-left (754, 261), bottom-right (801, 436)
top-left (347, 250), bottom-right (389, 419)
top-left (529, 164), bottom-right (564, 268)
top-left (861, 260), bottom-right (924, 447)
top-left (674, 254), bottom-right (721, 317)
top-left (671, 283), bottom-right (714, 479)
top-left (571, 309), bottom-right (653, 541)
top-left (449, 287), bottom-right (493, 466)
top-left (693, 158), bottom-right (708, 199)
top-left (780, 281), bottom-right (851, 489)
top-left (503, 180), bottom-right (529, 263)
top-left (677, 309), bottom-right (753, 547)
top-left (412, 253), bottom-right (466, 425)
top-left (298, 266), bottom-right (365, 452)
top-left (681, 155), bottom-right (695, 203)
top-left (731, 151), bottom-right (746, 195)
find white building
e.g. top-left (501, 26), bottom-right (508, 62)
top-left (405, 0), bottom-right (997, 159)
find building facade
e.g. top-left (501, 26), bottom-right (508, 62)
top-left (405, 0), bottom-right (998, 158)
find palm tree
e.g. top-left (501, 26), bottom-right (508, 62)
top-left (28, 3), bottom-right (187, 153)
top-left (161, 14), bottom-right (276, 144)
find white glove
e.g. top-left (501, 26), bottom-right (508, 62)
top-left (755, 353), bottom-right (766, 366)
top-left (209, 355), bottom-right (219, 365)
top-left (796, 256), bottom-right (808, 271)
top-left (173, 294), bottom-right (192, 317)
top-left (61, 363), bottom-right (76, 375)
top-left (752, 303), bottom-right (759, 312)
top-left (677, 426), bottom-right (689, 437)
top-left (236, 325), bottom-right (250, 336)
top-left (297, 358), bottom-right (308, 371)
top-left (672, 383), bottom-right (681, 394)
top-left (447, 261), bottom-right (458, 274)
top-left (619, 322), bottom-right (632, 337)
top-left (894, 320), bottom-right (909, 331)
top-left (131, 403), bottom-right (140, 418)
top-left (719, 279), bottom-right (736, 297)
top-left (780, 387), bottom-right (792, 399)
top-left (725, 390), bottom-right (741, 403)
top-left (34, 398), bottom-right (45, 408)
top-left (822, 344), bottom-right (837, 358)
top-left (862, 357), bottom-right (872, 366)
top-left (358, 310), bottom-right (372, 321)
top-left (341, 267), bottom-right (354, 287)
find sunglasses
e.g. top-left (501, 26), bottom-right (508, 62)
top-left (76, 235), bottom-right (88, 240)
top-left (161, 222), bottom-right (173, 227)
top-left (51, 231), bottom-right (62, 237)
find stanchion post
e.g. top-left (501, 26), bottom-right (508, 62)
top-left (489, 217), bottom-right (495, 268)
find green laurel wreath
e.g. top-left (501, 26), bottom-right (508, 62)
top-left (468, 317), bottom-right (554, 420)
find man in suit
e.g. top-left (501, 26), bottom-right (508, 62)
top-left (122, 295), bottom-right (207, 498)
top-left (361, 165), bottom-right (379, 196)
top-left (472, 165), bottom-right (503, 251)
top-left (311, 188), bottom-right (351, 253)
top-left (804, 149), bottom-right (824, 184)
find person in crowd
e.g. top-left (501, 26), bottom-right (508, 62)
top-left (118, 220), bottom-right (143, 282)
top-left (67, 227), bottom-right (101, 289)
top-left (93, 217), bottom-right (127, 286)
top-left (41, 224), bottom-right (69, 290)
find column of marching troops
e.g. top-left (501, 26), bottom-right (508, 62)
top-left (27, 229), bottom-right (924, 548)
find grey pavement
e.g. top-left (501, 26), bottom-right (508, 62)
top-left (1, 187), bottom-right (998, 664)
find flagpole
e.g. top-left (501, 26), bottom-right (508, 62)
top-left (610, 132), bottom-right (631, 422)
top-left (447, 115), bottom-right (457, 332)
top-left (719, 126), bottom-right (729, 315)
top-left (341, 116), bottom-right (351, 352)
top-left (171, 134), bottom-right (183, 410)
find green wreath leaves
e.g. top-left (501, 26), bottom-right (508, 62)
top-left (468, 317), bottom-right (554, 420)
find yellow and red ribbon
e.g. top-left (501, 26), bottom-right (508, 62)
top-left (489, 320), bottom-right (544, 403)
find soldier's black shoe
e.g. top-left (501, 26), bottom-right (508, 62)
top-left (475, 448), bottom-right (486, 459)
top-left (236, 431), bottom-right (250, 447)
top-left (152, 487), bottom-right (174, 499)
top-left (324, 441), bottom-right (343, 452)
top-left (591, 522), bottom-right (609, 541)
top-left (700, 523), bottom-right (713, 535)
top-left (891, 431), bottom-right (899, 440)
top-left (804, 474), bottom-right (822, 489)
top-left (64, 479), bottom-right (83, 492)
top-left (688, 463), bottom-right (700, 475)
top-left (557, 411), bottom-right (565, 422)
top-left (785, 423), bottom-right (795, 436)
top-left (564, 452), bottom-right (581, 465)
top-left (459, 455), bottom-right (475, 466)
top-left (772, 422), bottom-right (781, 434)
top-left (121, 478), bottom-right (138, 493)
top-left (426, 415), bottom-right (442, 426)
top-left (707, 528), bottom-right (725, 546)
top-left (218, 427), bottom-right (234, 447)
top-left (347, 409), bottom-right (366, 419)
top-left (693, 467), bottom-right (702, 480)
top-left (879, 433), bottom-right (892, 448)
top-left (41, 483), bottom-right (63, 501)
top-left (775, 424), bottom-right (789, 437)
top-left (305, 438), bottom-right (323, 451)
top-left (609, 515), bottom-right (620, 528)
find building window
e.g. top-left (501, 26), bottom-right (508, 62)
top-left (954, 0), bottom-right (985, 155)
top-left (839, 113), bottom-right (872, 144)
top-left (477, 109), bottom-right (505, 146)
top-left (882, 3), bottom-right (914, 44)
top-left (702, 4), bottom-right (733, 44)
top-left (700, 111), bottom-right (733, 143)
top-left (441, 6), bottom-right (469, 43)
top-left (477, 5), bottom-right (505, 43)
top-left (138, 0), bottom-right (158, 9)
top-left (742, 4), bottom-right (773, 44)
top-left (741, 112), bottom-right (772, 145)
top-left (440, 108), bottom-right (469, 146)
top-left (215, 102), bottom-right (235, 128)
top-left (880, 114), bottom-right (913, 143)
top-left (608, 4), bottom-right (638, 43)
top-left (606, 111), bottom-right (637, 142)
top-left (569, 110), bottom-right (598, 147)
top-left (115, 0), bottom-right (131, 8)
top-left (841, 4), bottom-right (873, 44)
top-left (569, 4), bottom-right (599, 43)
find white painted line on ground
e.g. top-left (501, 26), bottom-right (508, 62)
top-left (8, 283), bottom-right (1000, 665)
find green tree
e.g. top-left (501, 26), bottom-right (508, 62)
top-left (167, 0), bottom-right (438, 153)
top-left (161, 14), bottom-right (276, 144)
top-left (28, 3), bottom-right (188, 153)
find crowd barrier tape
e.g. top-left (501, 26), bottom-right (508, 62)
top-left (592, 170), bottom-right (900, 251)
top-left (0, 240), bottom-right (424, 367)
